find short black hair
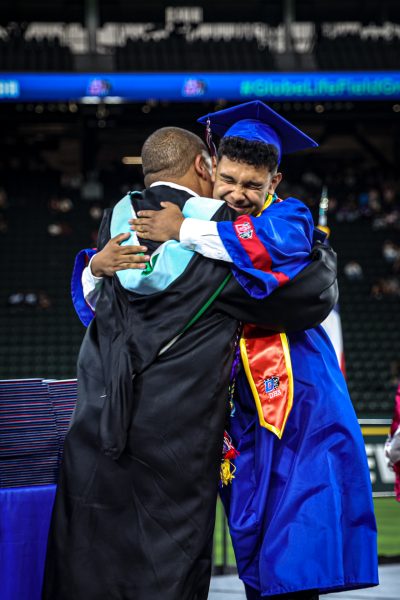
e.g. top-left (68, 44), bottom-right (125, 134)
top-left (217, 136), bottom-right (279, 173)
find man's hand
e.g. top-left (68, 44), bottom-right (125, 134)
top-left (91, 233), bottom-right (150, 277)
top-left (129, 202), bottom-right (184, 242)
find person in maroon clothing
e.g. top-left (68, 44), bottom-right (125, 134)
top-left (385, 381), bottom-right (400, 501)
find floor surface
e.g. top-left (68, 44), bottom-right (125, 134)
top-left (209, 565), bottom-right (398, 600)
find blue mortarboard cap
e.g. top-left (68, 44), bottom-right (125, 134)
top-left (198, 100), bottom-right (318, 162)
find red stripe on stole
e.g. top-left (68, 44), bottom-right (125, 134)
top-left (233, 216), bottom-right (289, 286)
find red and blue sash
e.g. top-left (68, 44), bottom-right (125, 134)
top-left (240, 324), bottom-right (293, 438)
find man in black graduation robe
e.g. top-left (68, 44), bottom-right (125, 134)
top-left (42, 127), bottom-right (337, 600)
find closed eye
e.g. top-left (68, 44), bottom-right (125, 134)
top-left (219, 174), bottom-right (236, 183)
top-left (246, 183), bottom-right (264, 190)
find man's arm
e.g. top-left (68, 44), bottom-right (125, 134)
top-left (130, 199), bottom-right (314, 295)
top-left (214, 244), bottom-right (338, 331)
top-left (91, 233), bottom-right (150, 277)
top-left (82, 257), bottom-right (105, 310)
top-left (130, 203), bottom-right (338, 331)
top-left (75, 234), bottom-right (150, 317)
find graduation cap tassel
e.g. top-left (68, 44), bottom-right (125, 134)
top-left (205, 117), bottom-right (218, 158)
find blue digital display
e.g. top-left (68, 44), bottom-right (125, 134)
top-left (1, 72), bottom-right (400, 102)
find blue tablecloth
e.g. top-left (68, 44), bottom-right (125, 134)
top-left (0, 485), bottom-right (56, 600)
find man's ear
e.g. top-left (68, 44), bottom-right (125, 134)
top-left (194, 154), bottom-right (211, 181)
top-left (269, 172), bottom-right (282, 194)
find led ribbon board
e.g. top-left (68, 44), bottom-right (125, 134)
top-left (1, 72), bottom-right (400, 102)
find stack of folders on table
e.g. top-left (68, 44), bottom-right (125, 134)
top-left (47, 379), bottom-right (78, 452)
top-left (0, 378), bottom-right (77, 488)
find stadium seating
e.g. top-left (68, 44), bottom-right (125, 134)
top-left (115, 37), bottom-right (276, 71)
top-left (0, 195), bottom-right (86, 380)
top-left (331, 220), bottom-right (400, 415)
top-left (0, 35), bottom-right (73, 71)
top-left (0, 27), bottom-right (399, 72)
top-left (315, 33), bottom-right (400, 71)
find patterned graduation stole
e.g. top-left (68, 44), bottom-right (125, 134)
top-left (240, 193), bottom-right (294, 439)
top-left (240, 326), bottom-right (293, 438)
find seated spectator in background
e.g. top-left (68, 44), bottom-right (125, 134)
top-left (49, 197), bottom-right (74, 214)
top-left (7, 292), bottom-right (25, 308)
top-left (37, 291), bottom-right (52, 310)
top-left (371, 277), bottom-right (400, 299)
top-left (382, 184), bottom-right (397, 213)
top-left (81, 170), bottom-right (104, 201)
top-left (336, 194), bottom-right (360, 222)
top-left (382, 240), bottom-right (400, 264)
top-left (7, 291), bottom-right (52, 310)
top-left (343, 260), bottom-right (363, 281)
top-left (47, 223), bottom-right (73, 237)
top-left (368, 188), bottom-right (382, 215)
top-left (89, 204), bottom-right (103, 221)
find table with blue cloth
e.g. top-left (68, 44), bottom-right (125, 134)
top-left (0, 379), bottom-right (76, 600)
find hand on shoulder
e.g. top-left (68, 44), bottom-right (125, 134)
top-left (91, 233), bottom-right (150, 277)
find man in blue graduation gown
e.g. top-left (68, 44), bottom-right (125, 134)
top-left (131, 102), bottom-right (379, 599)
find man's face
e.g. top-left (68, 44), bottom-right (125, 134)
top-left (212, 155), bottom-right (282, 216)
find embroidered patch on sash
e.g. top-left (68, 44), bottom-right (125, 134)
top-left (235, 220), bottom-right (253, 240)
top-left (240, 330), bottom-right (294, 438)
top-left (264, 376), bottom-right (280, 393)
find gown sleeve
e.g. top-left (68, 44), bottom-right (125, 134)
top-left (82, 259), bottom-right (104, 310)
top-left (216, 197), bottom-right (314, 299)
top-left (179, 218), bottom-right (233, 262)
top-left (214, 243), bottom-right (338, 330)
top-left (71, 248), bottom-right (98, 326)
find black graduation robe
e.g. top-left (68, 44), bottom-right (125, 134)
top-left (42, 186), bottom-right (337, 600)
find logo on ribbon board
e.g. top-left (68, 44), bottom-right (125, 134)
top-left (182, 78), bottom-right (207, 97)
top-left (87, 78), bottom-right (112, 97)
top-left (235, 221), bottom-right (253, 240)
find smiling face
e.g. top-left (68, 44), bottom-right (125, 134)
top-left (212, 155), bottom-right (282, 215)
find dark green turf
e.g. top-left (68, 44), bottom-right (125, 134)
top-left (374, 497), bottom-right (400, 556)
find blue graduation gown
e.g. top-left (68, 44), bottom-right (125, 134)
top-left (219, 198), bottom-right (378, 596)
